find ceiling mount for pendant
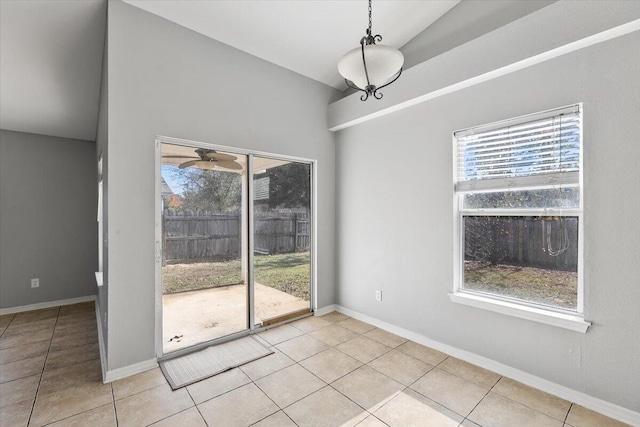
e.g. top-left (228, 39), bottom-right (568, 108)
top-left (337, 0), bottom-right (404, 101)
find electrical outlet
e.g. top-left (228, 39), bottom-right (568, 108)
top-left (31, 278), bottom-right (39, 288)
top-left (375, 290), bottom-right (382, 301)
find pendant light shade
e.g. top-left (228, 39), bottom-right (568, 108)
top-left (338, 44), bottom-right (404, 91)
top-left (338, 0), bottom-right (403, 101)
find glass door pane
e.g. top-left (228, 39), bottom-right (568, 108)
top-left (252, 157), bottom-right (312, 326)
top-left (160, 143), bottom-right (248, 353)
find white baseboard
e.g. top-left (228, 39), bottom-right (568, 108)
top-left (104, 358), bottom-right (159, 383)
top-left (94, 299), bottom-right (157, 384)
top-left (314, 304), bottom-right (337, 317)
top-left (335, 305), bottom-right (640, 427)
top-left (95, 300), bottom-right (108, 383)
top-left (0, 295), bottom-right (96, 315)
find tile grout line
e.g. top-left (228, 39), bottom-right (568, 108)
top-left (249, 377), bottom-right (294, 425)
top-left (0, 313), bottom-right (17, 338)
top-left (489, 378), bottom-right (575, 423)
top-left (260, 316), bottom-right (362, 348)
top-left (113, 380), bottom-right (167, 402)
top-left (370, 353), bottom-right (481, 424)
top-left (459, 371), bottom-right (502, 423)
top-left (279, 409), bottom-right (299, 427)
top-left (185, 384), bottom-right (211, 427)
top-left (289, 331), bottom-right (389, 422)
top-left (192, 400), bottom-right (210, 427)
top-left (111, 383), bottom-right (119, 427)
top-left (26, 306), bottom-right (61, 427)
top-left (564, 403), bottom-right (574, 425)
top-left (330, 316), bottom-right (594, 425)
top-left (359, 356), bottom-right (418, 424)
top-left (252, 327), bottom-right (376, 423)
top-left (327, 380), bottom-right (388, 421)
top-left (265, 325), bottom-right (418, 422)
top-left (414, 353), bottom-right (574, 424)
top-left (8, 305), bottom-right (99, 426)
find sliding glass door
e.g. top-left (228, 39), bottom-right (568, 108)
top-left (158, 141), bottom-right (313, 355)
top-left (160, 143), bottom-right (248, 353)
top-left (253, 157), bottom-right (312, 326)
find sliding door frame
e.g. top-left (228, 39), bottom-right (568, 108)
top-left (154, 136), bottom-right (317, 360)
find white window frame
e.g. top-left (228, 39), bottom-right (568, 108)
top-left (96, 156), bottom-right (104, 287)
top-left (450, 104), bottom-right (590, 333)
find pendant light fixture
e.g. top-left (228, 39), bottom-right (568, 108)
top-left (338, 0), bottom-right (404, 101)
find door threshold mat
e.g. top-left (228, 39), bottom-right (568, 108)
top-left (160, 336), bottom-right (273, 390)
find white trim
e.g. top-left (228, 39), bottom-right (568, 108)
top-left (456, 172), bottom-right (580, 193)
top-left (460, 208), bottom-right (581, 217)
top-left (455, 105), bottom-right (581, 137)
top-left (314, 304), bottom-right (337, 317)
top-left (94, 272), bottom-right (103, 287)
top-left (310, 159), bottom-right (318, 314)
top-left (157, 135), bottom-right (316, 165)
top-left (329, 19), bottom-right (640, 132)
top-left (0, 295), bottom-right (96, 316)
top-left (449, 292), bottom-right (590, 333)
top-left (95, 299), bottom-right (108, 383)
top-left (154, 139), bottom-right (164, 358)
top-left (248, 154), bottom-right (256, 329)
top-left (334, 305), bottom-right (639, 426)
top-left (104, 358), bottom-right (159, 383)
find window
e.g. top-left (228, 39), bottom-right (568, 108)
top-left (452, 105), bottom-right (586, 328)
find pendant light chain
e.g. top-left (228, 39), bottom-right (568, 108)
top-left (363, 0), bottom-right (380, 45)
top-left (368, 0), bottom-right (373, 36)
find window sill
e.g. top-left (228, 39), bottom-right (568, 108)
top-left (449, 292), bottom-right (590, 333)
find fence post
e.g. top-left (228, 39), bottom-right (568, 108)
top-left (294, 214), bottom-right (299, 251)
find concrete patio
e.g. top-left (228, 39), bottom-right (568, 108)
top-left (163, 283), bottom-right (309, 353)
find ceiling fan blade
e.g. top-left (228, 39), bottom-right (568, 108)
top-left (204, 152), bottom-right (237, 161)
top-left (215, 160), bottom-right (243, 170)
top-left (178, 160), bottom-right (199, 169)
top-left (162, 155), bottom-right (199, 159)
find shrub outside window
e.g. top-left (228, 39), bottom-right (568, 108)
top-left (453, 105), bottom-right (583, 314)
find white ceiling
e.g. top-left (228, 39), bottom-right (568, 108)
top-left (0, 0), bottom-right (457, 142)
top-left (0, 0), bottom-right (106, 141)
top-left (122, 0), bottom-right (459, 90)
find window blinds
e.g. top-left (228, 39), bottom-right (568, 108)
top-left (455, 105), bottom-right (581, 193)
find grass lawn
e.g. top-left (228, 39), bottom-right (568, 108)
top-left (162, 252), bottom-right (311, 300)
top-left (464, 261), bottom-right (577, 309)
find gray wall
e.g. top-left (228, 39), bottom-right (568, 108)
top-left (335, 28), bottom-right (639, 414)
top-left (0, 130), bottom-right (97, 309)
top-left (105, 1), bottom-right (339, 370)
top-left (400, 0), bottom-right (556, 70)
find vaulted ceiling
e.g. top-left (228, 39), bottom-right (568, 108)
top-left (0, 0), bottom-right (462, 142)
top-left (0, 0), bottom-right (106, 141)
top-left (122, 0), bottom-right (459, 90)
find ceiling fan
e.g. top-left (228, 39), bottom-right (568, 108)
top-left (162, 148), bottom-right (243, 171)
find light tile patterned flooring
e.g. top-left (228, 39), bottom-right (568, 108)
top-left (0, 303), bottom-right (631, 427)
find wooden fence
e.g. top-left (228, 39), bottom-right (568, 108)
top-left (162, 210), bottom-right (310, 264)
top-left (254, 212), bottom-right (310, 255)
top-left (464, 216), bottom-right (578, 271)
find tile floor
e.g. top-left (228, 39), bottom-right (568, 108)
top-left (0, 303), bottom-right (631, 427)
